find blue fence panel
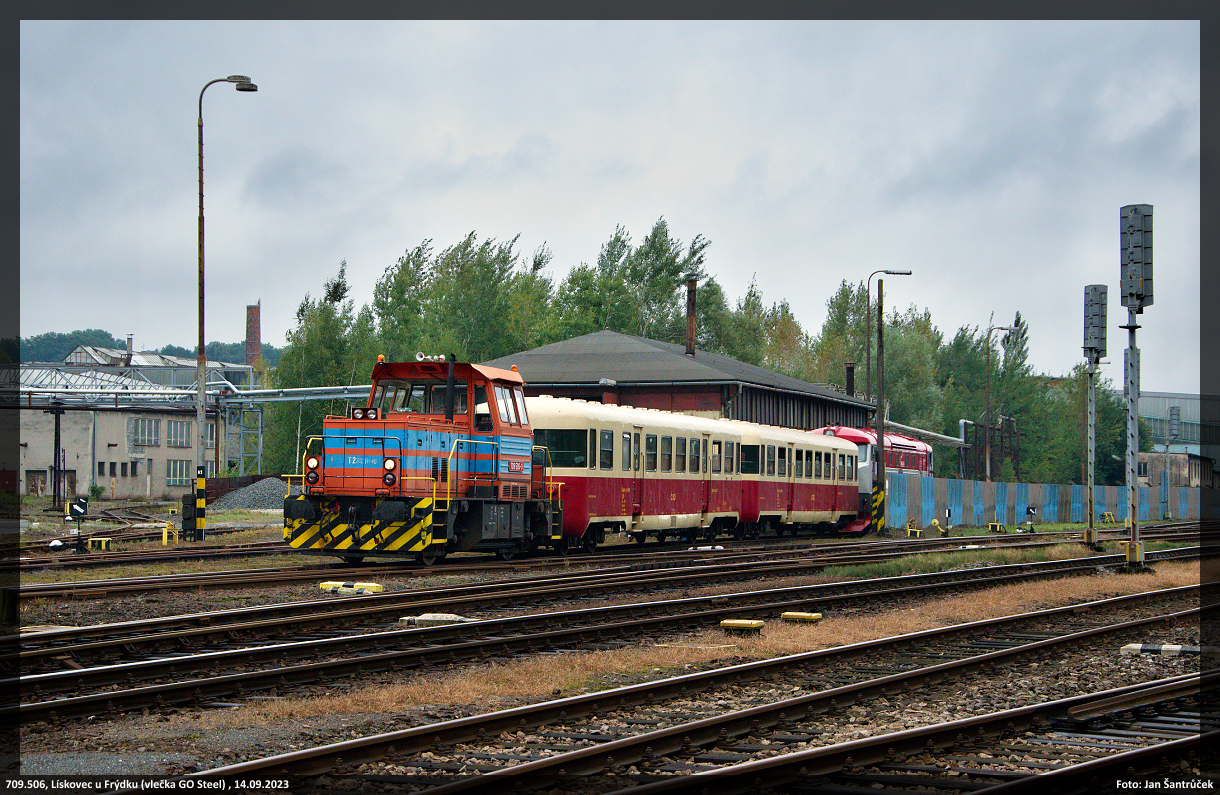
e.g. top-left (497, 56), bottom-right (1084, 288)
top-left (1179, 488), bottom-right (1189, 520)
top-left (1140, 485), bottom-right (1151, 521)
top-left (1042, 484), bottom-right (1059, 523)
top-left (1015, 483), bottom-right (1029, 525)
top-left (887, 472), bottom-right (907, 528)
top-left (921, 476), bottom-right (935, 526)
top-left (948, 479), bottom-right (964, 528)
top-left (973, 481), bottom-right (985, 526)
top-left (1070, 484), bottom-right (1082, 522)
top-left (994, 482), bottom-right (1008, 524)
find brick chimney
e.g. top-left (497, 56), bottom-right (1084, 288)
top-left (245, 302), bottom-right (261, 365)
top-left (685, 274), bottom-right (698, 356)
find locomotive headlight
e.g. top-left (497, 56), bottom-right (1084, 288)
top-left (366, 407), bottom-right (378, 420)
top-left (383, 458), bottom-right (396, 472)
top-left (306, 471), bottom-right (319, 484)
top-left (383, 472), bottom-right (396, 486)
top-left (352, 408), bottom-right (365, 420)
top-left (306, 456), bottom-right (319, 470)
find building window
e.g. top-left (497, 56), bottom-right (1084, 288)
top-left (109, 461), bottom-right (116, 477)
top-left (121, 462), bottom-right (128, 477)
top-left (167, 420), bottom-right (191, 448)
top-left (131, 461), bottom-right (138, 478)
top-left (167, 459), bottom-right (192, 486)
top-left (98, 462), bottom-right (105, 477)
top-left (133, 417), bottom-right (159, 446)
top-left (1138, 462), bottom-right (1148, 478)
top-left (206, 422), bottom-right (217, 449)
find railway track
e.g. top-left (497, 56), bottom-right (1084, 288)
top-left (16, 526), bottom-right (1212, 599)
top-left (183, 586), bottom-right (1215, 790)
top-left (14, 544), bottom-right (1210, 670)
top-left (10, 549), bottom-right (1211, 723)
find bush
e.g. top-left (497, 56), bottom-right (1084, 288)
top-left (89, 483), bottom-right (105, 500)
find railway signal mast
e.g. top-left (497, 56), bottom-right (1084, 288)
top-left (1083, 284), bottom-right (1106, 546)
top-left (1120, 203), bottom-right (1153, 569)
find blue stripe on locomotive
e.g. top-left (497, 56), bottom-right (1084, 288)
top-left (322, 426), bottom-right (531, 475)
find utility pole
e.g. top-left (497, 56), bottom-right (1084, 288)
top-left (875, 278), bottom-right (887, 536)
top-left (1120, 204), bottom-right (1153, 569)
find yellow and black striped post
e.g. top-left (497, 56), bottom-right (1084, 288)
top-left (872, 483), bottom-right (886, 536)
top-left (195, 465), bottom-right (206, 541)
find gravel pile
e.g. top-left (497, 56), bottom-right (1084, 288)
top-left (210, 477), bottom-right (299, 511)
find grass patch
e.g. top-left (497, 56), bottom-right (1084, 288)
top-left (821, 542), bottom-right (1101, 579)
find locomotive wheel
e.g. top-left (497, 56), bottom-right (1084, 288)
top-left (656, 532), bottom-right (668, 543)
top-left (582, 534), bottom-right (597, 554)
top-left (632, 532), bottom-right (646, 544)
top-left (497, 548), bottom-right (516, 561)
top-left (417, 548), bottom-right (445, 566)
top-left (554, 537), bottom-right (570, 556)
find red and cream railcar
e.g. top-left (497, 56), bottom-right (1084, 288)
top-left (527, 397), bottom-right (866, 544)
top-left (735, 423), bottom-right (865, 536)
top-left (527, 397), bottom-right (744, 547)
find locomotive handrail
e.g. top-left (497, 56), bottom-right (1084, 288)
top-left (445, 437), bottom-right (499, 503)
top-left (298, 436), bottom-right (324, 475)
top-left (532, 445), bottom-right (564, 511)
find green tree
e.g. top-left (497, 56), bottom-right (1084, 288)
top-left (21, 329), bottom-right (126, 362)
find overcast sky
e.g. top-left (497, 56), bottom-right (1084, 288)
top-left (19, 20), bottom-right (1200, 394)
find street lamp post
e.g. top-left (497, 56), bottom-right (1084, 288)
top-left (865, 270), bottom-right (911, 403)
top-left (197, 75), bottom-right (256, 540)
top-left (984, 324), bottom-right (1019, 482)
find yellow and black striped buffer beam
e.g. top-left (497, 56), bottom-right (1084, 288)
top-left (285, 497), bottom-right (435, 555)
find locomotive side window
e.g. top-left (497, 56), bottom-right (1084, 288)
top-left (725, 441), bottom-right (735, 474)
top-left (622, 433), bottom-right (631, 471)
top-left (739, 444), bottom-right (760, 475)
top-left (600, 430), bottom-right (614, 470)
top-left (766, 445), bottom-right (776, 477)
top-left (675, 437), bottom-right (687, 472)
top-left (710, 440), bottom-right (722, 473)
top-left (534, 429), bottom-right (587, 468)
top-left (589, 429), bottom-right (597, 469)
top-left (475, 384), bottom-right (492, 430)
top-left (689, 438), bottom-right (700, 473)
top-left (645, 435), bottom-right (658, 471)
top-left (513, 388), bottom-right (528, 425)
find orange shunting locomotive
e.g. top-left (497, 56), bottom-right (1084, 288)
top-left (284, 354), bottom-right (564, 563)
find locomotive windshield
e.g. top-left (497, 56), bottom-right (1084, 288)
top-left (372, 378), bottom-right (468, 414)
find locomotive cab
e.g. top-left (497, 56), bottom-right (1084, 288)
top-left (284, 355), bottom-right (563, 564)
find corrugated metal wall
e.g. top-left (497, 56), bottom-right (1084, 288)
top-left (885, 473), bottom-right (1219, 527)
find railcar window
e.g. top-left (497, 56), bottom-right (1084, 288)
top-left (600, 430), bottom-right (614, 470)
top-left (849, 455), bottom-right (856, 480)
top-left (589, 429), bottom-right (597, 470)
top-left (740, 444), bottom-right (760, 475)
top-left (711, 440), bottom-right (722, 473)
top-left (806, 450), bottom-right (814, 479)
top-left (645, 435), bottom-right (658, 472)
top-left (690, 439), bottom-right (700, 474)
top-left (622, 433), bottom-right (631, 471)
top-left (814, 451), bottom-right (823, 479)
top-left (725, 441), bottom-right (735, 474)
top-left (766, 445), bottom-right (776, 476)
top-left (839, 454), bottom-right (846, 480)
top-left (795, 449), bottom-right (803, 478)
top-left (534, 429), bottom-right (587, 468)
top-left (661, 436), bottom-right (673, 472)
top-left (703, 439), bottom-right (710, 474)
top-left (675, 437), bottom-right (687, 472)
top-left (634, 433), bottom-right (641, 472)
top-left (777, 447), bottom-right (787, 478)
